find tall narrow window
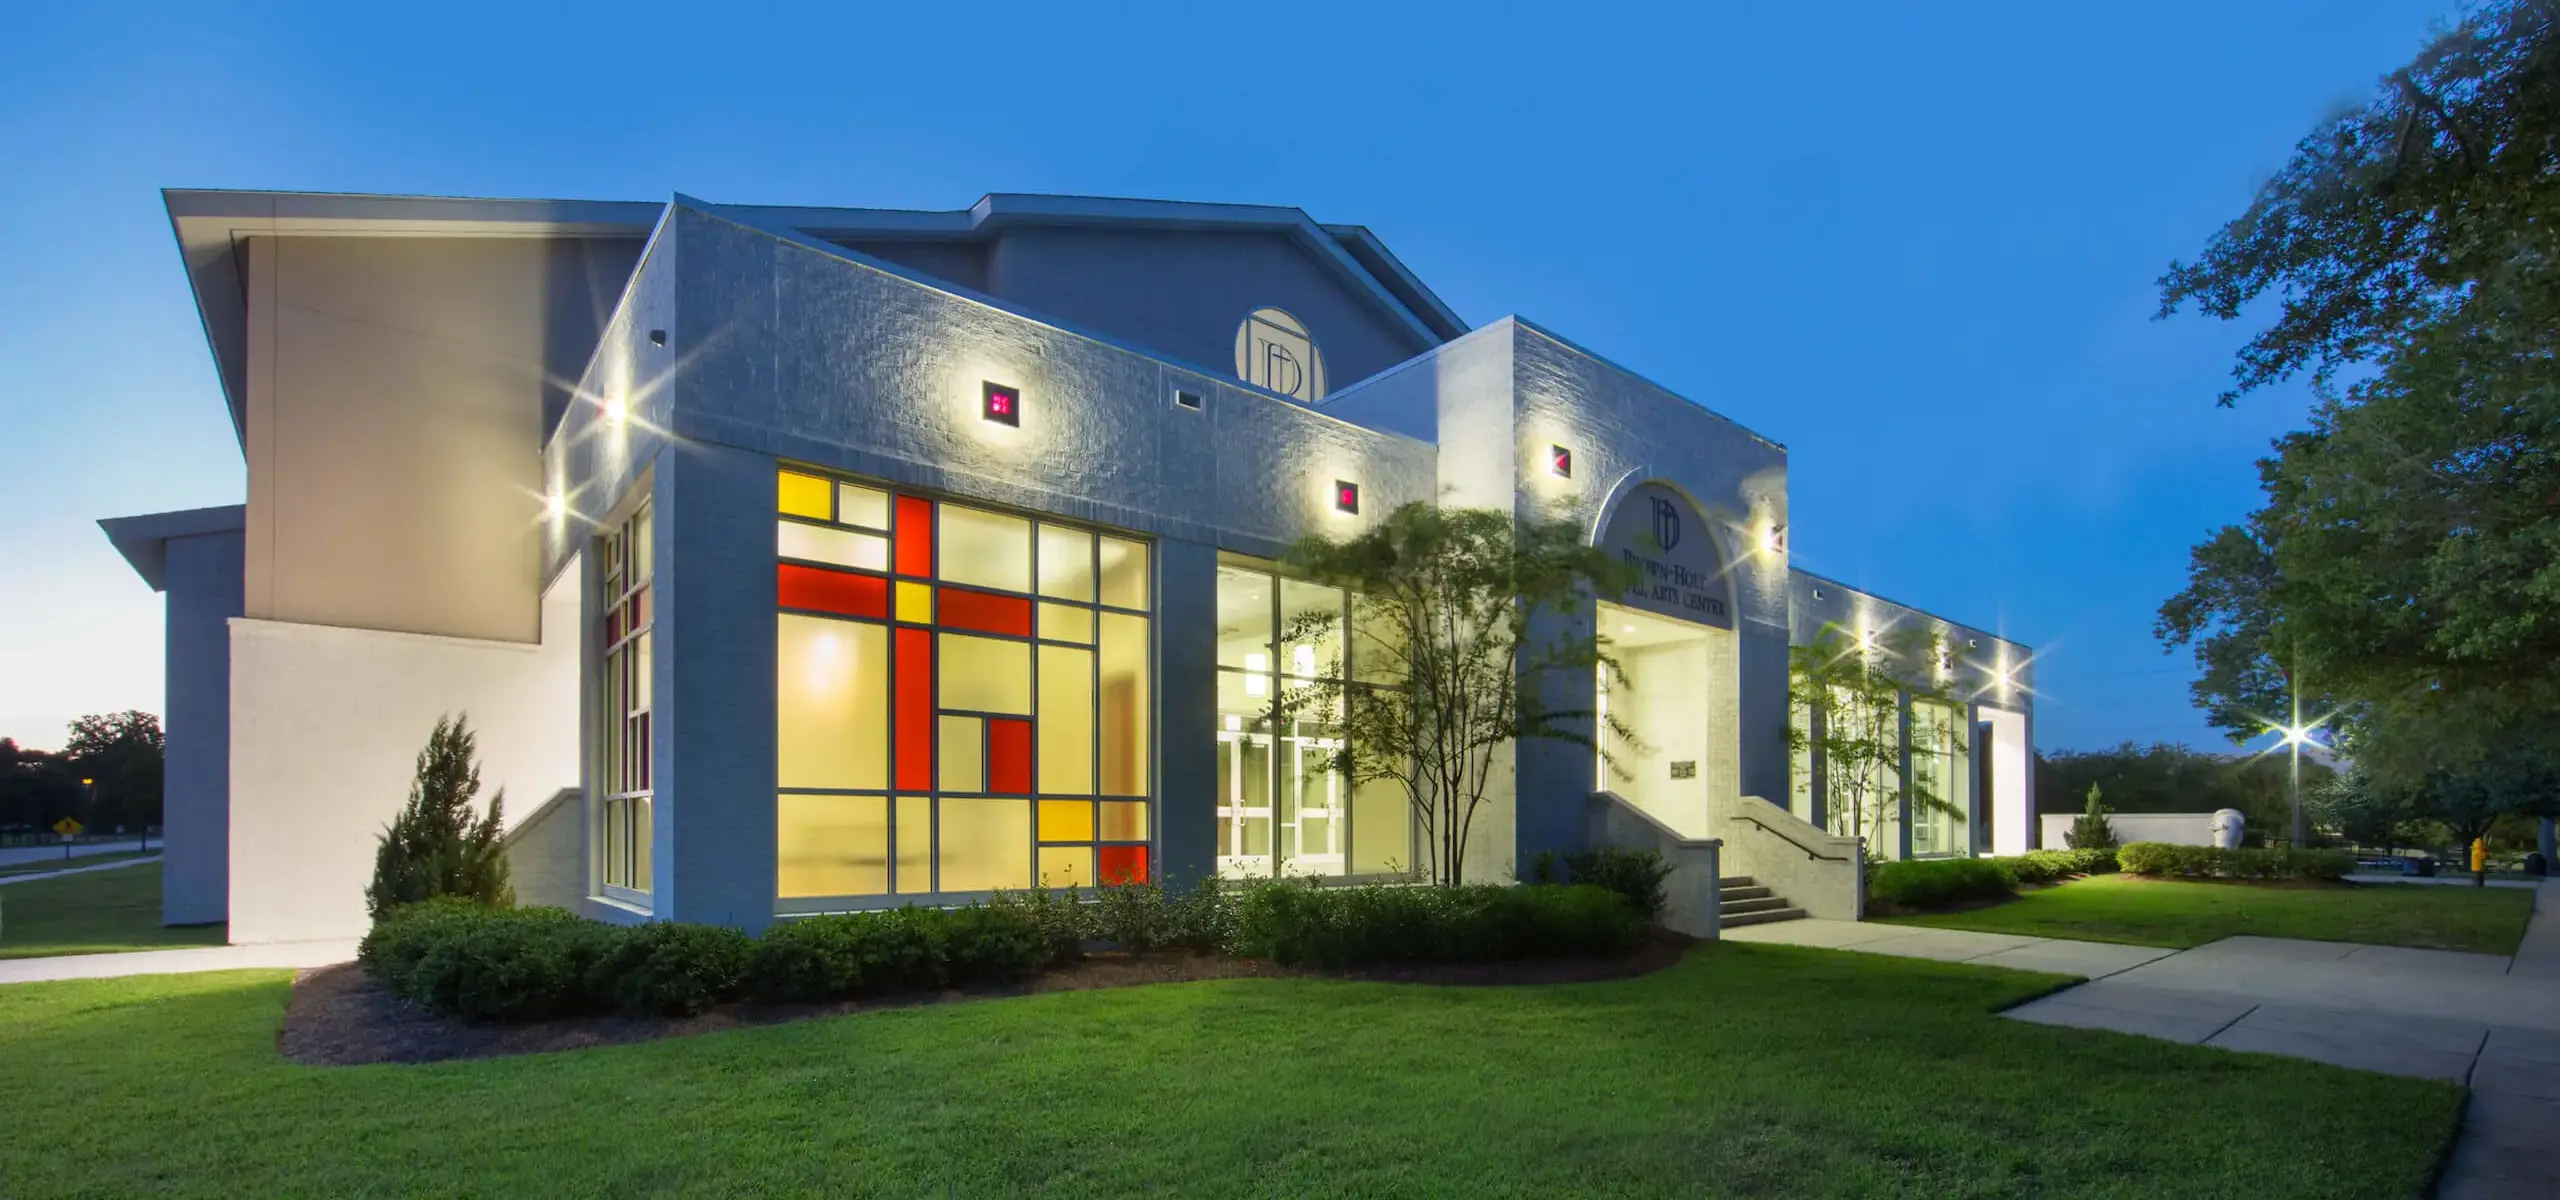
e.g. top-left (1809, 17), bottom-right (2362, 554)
top-left (773, 466), bottom-right (1153, 908)
top-left (599, 501), bottom-right (655, 897)
top-left (1214, 556), bottom-right (1410, 881)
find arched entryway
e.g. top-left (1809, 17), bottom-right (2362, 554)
top-left (1592, 482), bottom-right (1741, 840)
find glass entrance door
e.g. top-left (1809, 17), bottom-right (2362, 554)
top-left (1216, 723), bottom-right (1274, 877)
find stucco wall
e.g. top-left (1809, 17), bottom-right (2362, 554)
top-left (161, 528), bottom-right (244, 926)
top-left (243, 234), bottom-right (635, 646)
top-left (225, 570), bottom-right (580, 943)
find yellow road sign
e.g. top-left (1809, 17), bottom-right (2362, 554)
top-left (51, 817), bottom-right (82, 836)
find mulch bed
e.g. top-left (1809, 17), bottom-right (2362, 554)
top-left (278, 935), bottom-right (1688, 1067)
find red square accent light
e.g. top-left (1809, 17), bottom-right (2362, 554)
top-left (1550, 445), bottom-right (1573, 478)
top-left (981, 380), bottom-right (1021, 426)
top-left (1334, 480), bottom-right (1360, 514)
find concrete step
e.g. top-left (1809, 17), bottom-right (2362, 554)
top-left (1717, 876), bottom-right (1757, 888)
top-left (1721, 895), bottom-right (1792, 915)
top-left (1719, 884), bottom-right (1773, 902)
top-left (1722, 907), bottom-right (1808, 928)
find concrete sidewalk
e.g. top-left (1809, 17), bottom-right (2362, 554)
top-left (0, 940), bottom-right (358, 986)
top-left (0, 855), bottom-right (163, 886)
top-left (1730, 883), bottom-right (2560, 1200)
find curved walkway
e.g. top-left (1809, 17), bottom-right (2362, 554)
top-left (1727, 881), bottom-right (2560, 1200)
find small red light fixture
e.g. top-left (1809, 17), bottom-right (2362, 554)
top-left (982, 381), bottom-right (1021, 427)
top-left (1333, 480), bottom-right (1360, 514)
top-left (1549, 444), bottom-right (1573, 478)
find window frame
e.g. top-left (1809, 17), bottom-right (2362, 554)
top-left (773, 466), bottom-right (1155, 912)
top-left (596, 497), bottom-right (655, 906)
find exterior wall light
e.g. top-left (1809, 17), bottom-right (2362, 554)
top-left (1762, 523), bottom-right (1787, 555)
top-left (1549, 445), bottom-right (1573, 478)
top-left (603, 394), bottom-right (628, 428)
top-left (648, 329), bottom-right (667, 347)
top-left (1334, 480), bottom-right (1360, 514)
top-left (1174, 388), bottom-right (1203, 411)
top-left (542, 488), bottom-right (565, 521)
top-left (982, 381), bottom-right (1022, 427)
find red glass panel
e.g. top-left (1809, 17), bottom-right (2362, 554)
top-left (606, 604), bottom-right (622, 644)
top-left (988, 718), bottom-right (1031, 794)
top-left (895, 627), bottom-right (933, 791)
top-left (631, 585), bottom-right (649, 629)
top-left (938, 589), bottom-right (1032, 637)
top-left (777, 563), bottom-right (888, 619)
top-left (894, 495), bottom-right (934, 577)
top-left (1098, 845), bottom-right (1148, 886)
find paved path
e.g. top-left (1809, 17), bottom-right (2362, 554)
top-left (0, 841), bottom-right (155, 870)
top-left (0, 939), bottom-right (360, 986)
top-left (0, 855), bottom-right (162, 886)
top-left (1729, 884), bottom-right (2560, 1199)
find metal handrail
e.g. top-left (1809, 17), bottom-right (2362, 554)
top-left (1732, 813), bottom-right (1853, 862)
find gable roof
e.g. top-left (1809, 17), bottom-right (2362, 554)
top-left (162, 188), bottom-right (1467, 446)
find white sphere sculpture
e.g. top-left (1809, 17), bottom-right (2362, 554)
top-left (2209, 808), bottom-right (2246, 850)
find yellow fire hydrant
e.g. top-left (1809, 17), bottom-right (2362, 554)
top-left (2472, 837), bottom-right (2489, 876)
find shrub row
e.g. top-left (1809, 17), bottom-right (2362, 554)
top-left (1867, 858), bottom-right (2017, 908)
top-left (1996, 846), bottom-right (2119, 885)
top-left (1529, 847), bottom-right (1673, 920)
top-left (361, 879), bottom-right (1649, 1023)
top-left (2117, 842), bottom-right (2355, 880)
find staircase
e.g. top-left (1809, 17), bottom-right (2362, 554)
top-left (1719, 876), bottom-right (1807, 928)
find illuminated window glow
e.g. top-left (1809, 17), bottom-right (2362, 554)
top-left (773, 466), bottom-right (1153, 904)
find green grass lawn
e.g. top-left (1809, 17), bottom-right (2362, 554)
top-left (0, 863), bottom-right (224, 960)
top-left (1879, 873), bottom-right (2535, 953)
top-left (0, 850), bottom-right (157, 879)
top-left (0, 945), bottom-right (2459, 1198)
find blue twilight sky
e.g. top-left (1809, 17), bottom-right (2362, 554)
top-left (0, 0), bottom-right (2453, 754)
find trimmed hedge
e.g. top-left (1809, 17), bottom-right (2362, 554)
top-left (1995, 847), bottom-right (2119, 885)
top-left (364, 879), bottom-right (1647, 1023)
top-left (1530, 847), bottom-right (1673, 921)
top-left (1229, 881), bottom-right (1644, 968)
top-left (1868, 858), bottom-right (2017, 909)
top-left (2117, 842), bottom-right (2355, 881)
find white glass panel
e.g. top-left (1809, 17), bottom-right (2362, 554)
top-left (939, 505), bottom-right (1033, 593)
top-left (837, 483), bottom-right (891, 530)
top-left (939, 714), bottom-right (984, 793)
top-left (1216, 566), bottom-right (1272, 671)
top-left (1038, 602), bottom-right (1094, 644)
top-left (1099, 537), bottom-right (1149, 610)
top-left (1037, 524), bottom-right (1095, 601)
top-left (777, 794), bottom-right (889, 898)
top-left (778, 520), bottom-right (889, 572)
top-left (1038, 645), bottom-right (1095, 795)
top-left (939, 633), bottom-right (1032, 714)
top-left (938, 797), bottom-right (1032, 892)
top-left (777, 615), bottom-right (888, 789)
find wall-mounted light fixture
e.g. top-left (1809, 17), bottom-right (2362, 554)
top-left (1811, 587), bottom-right (1826, 600)
top-left (1762, 523), bottom-right (1787, 555)
top-left (1549, 445), bottom-right (1573, 478)
top-left (648, 329), bottom-right (667, 347)
top-left (1334, 480), bottom-right (1361, 515)
top-left (603, 394), bottom-right (628, 428)
top-left (982, 381), bottom-right (1022, 426)
top-left (542, 487), bottom-right (565, 521)
top-left (1174, 388), bottom-right (1203, 411)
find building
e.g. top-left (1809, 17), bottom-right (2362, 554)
top-left (100, 189), bottom-right (2035, 943)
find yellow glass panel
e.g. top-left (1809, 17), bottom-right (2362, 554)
top-left (1350, 776), bottom-right (1411, 875)
top-left (1037, 845), bottom-right (1094, 889)
top-left (779, 470), bottom-right (832, 520)
top-left (939, 505), bottom-right (1033, 593)
top-left (1037, 524), bottom-right (1095, 600)
top-left (1099, 613), bottom-right (1149, 794)
top-left (777, 615), bottom-right (887, 789)
top-left (896, 580), bottom-right (933, 624)
top-left (1037, 602), bottom-right (1094, 644)
top-left (1038, 799), bottom-right (1095, 842)
top-left (1037, 645), bottom-right (1094, 795)
top-left (1099, 536), bottom-right (1149, 610)
top-left (938, 797), bottom-right (1031, 892)
top-left (837, 483), bottom-right (890, 530)
top-left (777, 793), bottom-right (889, 899)
top-left (940, 633), bottom-right (1032, 713)
top-left (939, 714), bottom-right (984, 792)
top-left (1100, 800), bottom-right (1148, 841)
top-left (778, 521), bottom-right (889, 571)
top-left (896, 796), bottom-right (932, 894)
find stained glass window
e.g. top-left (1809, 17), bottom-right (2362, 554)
top-left (774, 467), bottom-right (1151, 906)
top-left (599, 501), bottom-right (654, 897)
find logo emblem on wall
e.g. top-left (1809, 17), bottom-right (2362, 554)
top-left (1650, 497), bottom-right (1683, 552)
top-left (1235, 307), bottom-right (1328, 402)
